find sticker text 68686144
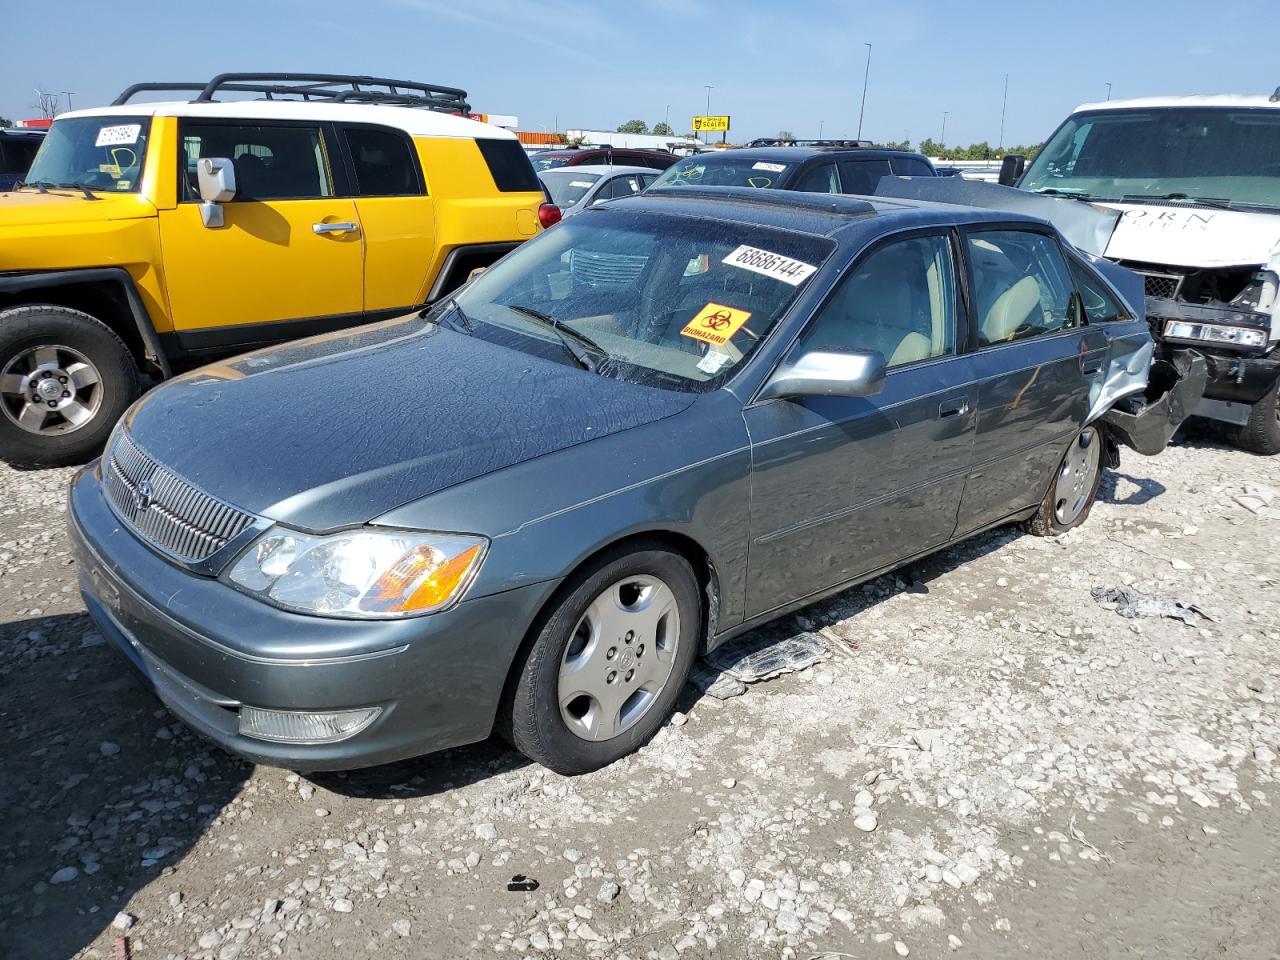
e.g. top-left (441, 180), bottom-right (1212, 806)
top-left (722, 245), bottom-right (817, 286)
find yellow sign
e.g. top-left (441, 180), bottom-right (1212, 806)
top-left (682, 302), bottom-right (752, 346)
top-left (692, 115), bottom-right (731, 132)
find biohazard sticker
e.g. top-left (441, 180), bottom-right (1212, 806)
top-left (723, 244), bottom-right (817, 286)
top-left (682, 303), bottom-right (752, 347)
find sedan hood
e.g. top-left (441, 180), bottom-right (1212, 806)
top-left (121, 317), bottom-right (695, 530)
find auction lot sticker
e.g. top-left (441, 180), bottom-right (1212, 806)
top-left (95, 124), bottom-right (142, 147)
top-left (682, 302), bottom-right (752, 346)
top-left (723, 245), bottom-right (817, 285)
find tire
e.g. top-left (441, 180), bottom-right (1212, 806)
top-left (1226, 377), bottom-right (1280, 456)
top-left (506, 543), bottom-right (701, 775)
top-left (0, 304), bottom-right (141, 468)
top-left (1026, 425), bottom-right (1104, 537)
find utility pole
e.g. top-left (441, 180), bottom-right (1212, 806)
top-left (703, 85), bottom-right (713, 144)
top-left (664, 104), bottom-right (670, 132)
top-left (1105, 81), bottom-right (1112, 101)
top-left (941, 111), bottom-right (949, 148)
top-left (819, 119), bottom-right (824, 139)
top-left (857, 43), bottom-right (872, 140)
top-left (998, 73), bottom-right (1008, 151)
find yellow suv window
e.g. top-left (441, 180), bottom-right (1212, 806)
top-left (180, 122), bottom-right (334, 201)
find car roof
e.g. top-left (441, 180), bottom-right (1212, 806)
top-left (680, 146), bottom-right (932, 163)
top-left (1073, 94), bottom-right (1280, 112)
top-left (539, 147), bottom-right (671, 156)
top-left (55, 100), bottom-right (517, 141)
top-left (540, 164), bottom-right (656, 176)
top-left (616, 186), bottom-right (1041, 240)
top-left (0, 127), bottom-right (46, 137)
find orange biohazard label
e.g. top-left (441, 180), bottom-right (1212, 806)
top-left (681, 302), bottom-right (752, 347)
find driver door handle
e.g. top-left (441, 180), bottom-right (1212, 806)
top-left (938, 398), bottom-right (970, 419)
top-left (313, 221), bottom-right (359, 235)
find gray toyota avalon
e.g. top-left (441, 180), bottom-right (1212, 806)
top-left (69, 188), bottom-right (1197, 774)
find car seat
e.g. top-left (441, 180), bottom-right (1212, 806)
top-left (981, 276), bottom-right (1041, 344)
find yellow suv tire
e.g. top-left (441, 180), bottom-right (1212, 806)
top-left (0, 305), bottom-right (141, 468)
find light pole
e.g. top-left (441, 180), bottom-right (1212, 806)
top-left (857, 43), bottom-right (872, 140)
top-left (819, 119), bottom-right (824, 139)
top-left (998, 73), bottom-right (1008, 151)
top-left (941, 111), bottom-right (949, 149)
top-left (703, 85), bottom-right (713, 144)
top-left (664, 104), bottom-right (670, 133)
top-left (1105, 82), bottom-right (1112, 101)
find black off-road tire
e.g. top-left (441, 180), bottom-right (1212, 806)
top-left (1025, 426), bottom-right (1105, 537)
top-left (0, 305), bottom-right (141, 468)
top-left (1226, 377), bottom-right (1280, 456)
top-left (505, 543), bottom-right (701, 775)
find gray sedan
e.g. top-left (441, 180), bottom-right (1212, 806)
top-left (69, 188), bottom-right (1198, 775)
top-left (538, 164), bottom-right (659, 218)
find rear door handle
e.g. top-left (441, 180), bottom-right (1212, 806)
top-left (938, 398), bottom-right (970, 419)
top-left (313, 221), bottom-right (359, 235)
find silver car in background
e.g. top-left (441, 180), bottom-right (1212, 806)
top-left (538, 164), bottom-right (659, 218)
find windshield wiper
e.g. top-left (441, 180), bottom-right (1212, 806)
top-left (504, 303), bottom-right (611, 371)
top-left (1120, 193), bottom-right (1234, 210)
top-left (57, 182), bottom-right (100, 200)
top-left (442, 296), bottom-right (473, 332)
top-left (23, 179), bottom-right (99, 199)
top-left (1032, 187), bottom-right (1099, 201)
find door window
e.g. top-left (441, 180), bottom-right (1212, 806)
top-left (345, 127), bottom-right (422, 196)
top-left (1068, 259), bottom-right (1129, 323)
top-left (792, 162), bottom-right (839, 194)
top-left (890, 156), bottom-right (934, 177)
top-left (838, 158), bottom-right (892, 194)
top-left (602, 175), bottom-right (644, 199)
top-left (967, 230), bottom-right (1075, 346)
top-left (180, 122), bottom-right (333, 201)
top-left (795, 234), bottom-right (957, 368)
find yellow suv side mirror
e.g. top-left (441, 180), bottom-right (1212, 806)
top-left (196, 158), bottom-right (237, 228)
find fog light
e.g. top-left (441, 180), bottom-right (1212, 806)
top-left (238, 705), bottom-right (382, 744)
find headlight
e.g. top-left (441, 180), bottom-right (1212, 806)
top-left (225, 527), bottom-right (487, 618)
top-left (1164, 320), bottom-right (1267, 349)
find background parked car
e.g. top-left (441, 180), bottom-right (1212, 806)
top-left (650, 144), bottom-right (936, 195)
top-left (0, 73), bottom-right (552, 469)
top-left (71, 188), bottom-right (1196, 778)
top-left (538, 164), bottom-right (660, 217)
top-left (532, 147), bottom-right (679, 172)
top-left (0, 127), bottom-right (46, 191)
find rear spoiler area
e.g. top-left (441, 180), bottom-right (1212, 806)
top-left (873, 177), bottom-right (1207, 457)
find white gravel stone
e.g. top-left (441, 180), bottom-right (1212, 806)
top-left (854, 812), bottom-right (879, 832)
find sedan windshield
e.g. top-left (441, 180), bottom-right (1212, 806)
top-left (439, 209), bottom-right (833, 392)
top-left (540, 170), bottom-right (602, 207)
top-left (22, 115), bottom-right (151, 193)
top-left (651, 154), bottom-right (793, 190)
top-left (1022, 107), bottom-right (1280, 210)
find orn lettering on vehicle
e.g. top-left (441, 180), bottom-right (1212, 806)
top-left (681, 303), bottom-right (752, 346)
top-left (722, 245), bottom-right (817, 286)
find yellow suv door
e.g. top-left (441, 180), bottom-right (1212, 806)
top-left (158, 120), bottom-right (363, 350)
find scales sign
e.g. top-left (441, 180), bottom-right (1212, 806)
top-left (692, 115), bottom-right (731, 132)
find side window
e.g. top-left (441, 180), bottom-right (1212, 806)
top-left (1068, 259), bottom-right (1128, 323)
top-left (604, 175), bottom-right (643, 200)
top-left (967, 230), bottom-right (1075, 346)
top-left (475, 138), bottom-right (541, 192)
top-left (794, 234), bottom-right (957, 368)
top-left (792, 163), bottom-right (839, 194)
top-left (180, 122), bottom-right (333, 201)
top-left (891, 157), bottom-right (934, 178)
top-left (345, 127), bottom-right (422, 196)
top-left (640, 174), bottom-right (658, 189)
top-left (837, 158), bottom-right (892, 195)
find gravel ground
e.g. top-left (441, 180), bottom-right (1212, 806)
top-left (1, 426), bottom-right (1277, 960)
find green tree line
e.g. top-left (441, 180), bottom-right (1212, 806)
top-left (882, 138), bottom-right (1043, 161)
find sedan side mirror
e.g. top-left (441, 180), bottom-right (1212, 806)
top-left (758, 349), bottom-right (887, 401)
top-left (997, 154), bottom-right (1026, 187)
top-left (196, 157), bottom-right (236, 228)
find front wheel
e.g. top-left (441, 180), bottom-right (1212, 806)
top-left (0, 305), bottom-right (140, 468)
top-left (1226, 377), bottom-right (1280, 455)
top-left (1026, 426), bottom-right (1103, 537)
top-left (506, 544), bottom-right (701, 775)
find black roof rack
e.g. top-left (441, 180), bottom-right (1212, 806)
top-left (745, 138), bottom-right (876, 149)
top-left (112, 73), bottom-right (470, 114)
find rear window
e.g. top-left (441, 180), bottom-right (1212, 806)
top-left (838, 159), bottom-right (892, 195)
top-left (345, 127), bottom-right (422, 196)
top-left (476, 138), bottom-right (542, 192)
top-left (891, 156), bottom-right (934, 178)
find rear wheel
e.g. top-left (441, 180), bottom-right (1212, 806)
top-left (1026, 426), bottom-right (1104, 536)
top-left (506, 544), bottom-right (701, 775)
top-left (0, 305), bottom-right (140, 468)
top-left (1226, 377), bottom-right (1280, 455)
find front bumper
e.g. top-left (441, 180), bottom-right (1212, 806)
top-left (68, 464), bottom-right (557, 770)
top-left (1099, 349), bottom-right (1208, 456)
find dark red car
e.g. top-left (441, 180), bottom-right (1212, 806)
top-left (531, 148), bottom-right (678, 172)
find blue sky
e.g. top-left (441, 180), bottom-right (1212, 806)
top-left (2, 0), bottom-right (1274, 148)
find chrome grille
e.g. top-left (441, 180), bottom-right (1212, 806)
top-left (570, 249), bottom-right (648, 287)
top-left (1141, 272), bottom-right (1183, 301)
top-left (104, 431), bottom-right (256, 564)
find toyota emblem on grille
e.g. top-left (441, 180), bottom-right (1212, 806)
top-left (132, 479), bottom-right (154, 512)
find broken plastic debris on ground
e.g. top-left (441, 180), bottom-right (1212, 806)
top-left (1090, 585), bottom-right (1218, 626)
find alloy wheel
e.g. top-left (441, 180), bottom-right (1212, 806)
top-left (0, 344), bottom-right (104, 436)
top-left (1053, 428), bottom-right (1101, 525)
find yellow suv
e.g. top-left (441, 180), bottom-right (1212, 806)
top-left (0, 73), bottom-right (553, 467)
